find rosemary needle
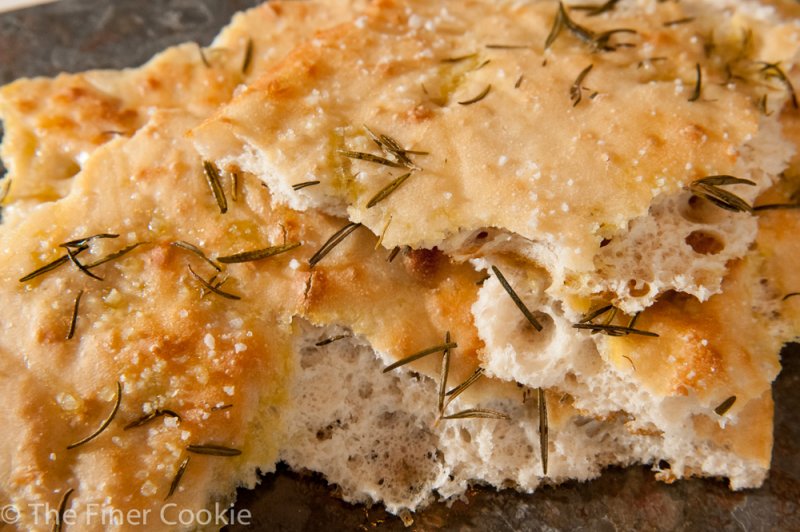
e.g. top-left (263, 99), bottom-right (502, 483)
top-left (441, 408), bottom-right (510, 420)
top-left (67, 381), bottom-right (122, 450)
top-left (492, 266), bottom-right (543, 332)
top-left (242, 38), bottom-right (253, 74)
top-left (689, 175), bottom-right (755, 213)
top-left (688, 63), bottom-right (702, 102)
top-left (217, 242), bottom-right (301, 263)
top-left (383, 341), bottom-right (458, 373)
top-left (60, 233), bottom-right (119, 248)
top-left (66, 290), bottom-right (84, 340)
top-left (538, 387), bottom-right (548, 475)
top-left (438, 332), bottom-right (452, 415)
top-left (188, 265), bottom-right (241, 300)
top-left (458, 84), bottom-right (492, 105)
top-left (315, 334), bottom-right (350, 347)
top-left (186, 444), bottom-right (242, 456)
top-left (203, 160), bottom-right (228, 214)
top-left (84, 242), bottom-right (146, 269)
top-left (367, 172), bottom-right (412, 208)
top-left (308, 222), bottom-right (362, 268)
top-left (124, 409), bottom-right (181, 430)
top-left (167, 456), bottom-right (190, 500)
top-left (171, 241), bottom-right (222, 271)
top-left (66, 246), bottom-right (103, 281)
top-left (54, 488), bottom-right (74, 532)
top-left (714, 396), bottom-right (736, 416)
top-left (572, 323), bottom-right (659, 337)
top-left (19, 252), bottom-right (78, 283)
top-left (337, 150), bottom-right (404, 168)
top-left (292, 180), bottom-right (321, 191)
top-left (444, 367), bottom-right (485, 408)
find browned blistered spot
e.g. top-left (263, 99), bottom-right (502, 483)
top-left (680, 123), bottom-right (708, 144)
top-left (402, 104), bottom-right (434, 122)
top-left (145, 77), bottom-right (162, 91)
top-left (17, 99), bottom-right (37, 113)
top-left (402, 248), bottom-right (444, 286)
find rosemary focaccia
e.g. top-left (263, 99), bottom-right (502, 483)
top-left (192, 0), bottom-right (799, 312)
top-left (3, 109), bottom-right (796, 527)
top-left (2, 0), bottom-right (800, 528)
top-left (0, 0), bottom-right (358, 226)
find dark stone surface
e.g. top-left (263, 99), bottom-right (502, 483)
top-left (1, 2), bottom-right (798, 530)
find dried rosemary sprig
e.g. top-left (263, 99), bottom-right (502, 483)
top-left (759, 62), bottom-right (798, 109)
top-left (188, 265), bottom-right (241, 300)
top-left (186, 444), bottom-right (242, 456)
top-left (308, 222), bottom-right (362, 268)
top-left (54, 488), bottom-right (75, 532)
top-left (441, 408), bottom-right (510, 420)
top-left (367, 172), bottom-right (413, 208)
top-left (714, 395), bottom-right (736, 416)
top-left (689, 175), bottom-right (755, 213)
top-left (292, 180), bottom-right (321, 191)
top-left (167, 456), bottom-right (190, 500)
top-left (546, 1), bottom-right (635, 51)
top-left (492, 266), bottom-right (543, 332)
top-left (782, 292), bottom-right (800, 301)
top-left (363, 126), bottom-right (425, 170)
top-left (217, 242), bottom-right (301, 263)
top-left (124, 409), bottom-right (181, 430)
top-left (438, 332), bottom-right (452, 415)
top-left (67, 381), bottom-right (122, 450)
top-left (203, 160), bottom-right (228, 214)
top-left (383, 340), bottom-right (458, 373)
top-left (171, 241), bottom-right (222, 271)
top-left (688, 63), bottom-right (702, 102)
top-left (315, 334), bottom-right (350, 347)
top-left (458, 84), bottom-right (492, 105)
top-left (242, 38), bottom-right (253, 74)
top-left (538, 387), bottom-right (548, 475)
top-left (211, 404), bottom-right (233, 411)
top-left (66, 290), bottom-right (84, 340)
top-left (570, 64), bottom-right (594, 106)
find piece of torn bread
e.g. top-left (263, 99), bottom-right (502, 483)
top-left (4, 106), bottom-right (797, 528)
top-left (1, 0), bottom-right (800, 528)
top-left (0, 0), bottom-right (359, 225)
top-left (192, 0), bottom-right (799, 311)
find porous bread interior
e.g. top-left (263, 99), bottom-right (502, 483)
top-left (281, 319), bottom-right (770, 514)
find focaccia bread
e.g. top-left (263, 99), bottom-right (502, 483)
top-left (192, 0), bottom-right (799, 311)
top-left (0, 0), bottom-right (358, 225)
top-left (1, 0), bottom-right (799, 528)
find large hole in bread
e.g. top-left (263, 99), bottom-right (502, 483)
top-left (679, 194), bottom-right (727, 224)
top-left (685, 230), bottom-right (725, 255)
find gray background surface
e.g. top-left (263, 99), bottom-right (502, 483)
top-left (1, 1), bottom-right (798, 530)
